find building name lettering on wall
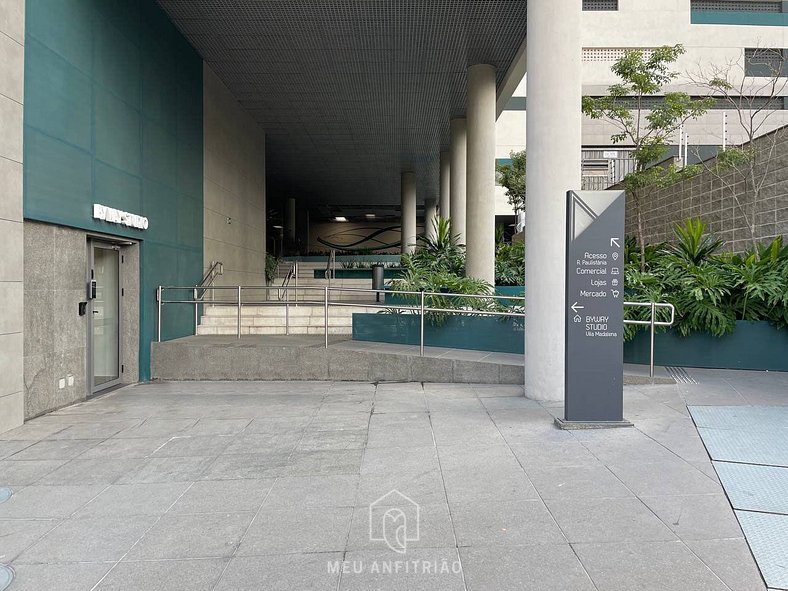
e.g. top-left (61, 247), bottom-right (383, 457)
top-left (93, 204), bottom-right (149, 230)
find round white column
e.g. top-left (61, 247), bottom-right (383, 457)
top-left (439, 150), bottom-right (450, 220)
top-left (400, 172), bottom-right (417, 254)
top-left (449, 118), bottom-right (467, 245)
top-left (424, 199), bottom-right (438, 243)
top-left (465, 64), bottom-right (497, 285)
top-left (525, 0), bottom-right (582, 401)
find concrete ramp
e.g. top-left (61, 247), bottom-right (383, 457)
top-left (152, 336), bottom-right (673, 386)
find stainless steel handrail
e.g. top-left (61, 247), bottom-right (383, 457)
top-left (157, 284), bottom-right (675, 380)
top-left (192, 261), bottom-right (223, 330)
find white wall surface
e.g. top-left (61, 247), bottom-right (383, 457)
top-left (203, 65), bottom-right (267, 286)
top-left (0, 0), bottom-right (24, 433)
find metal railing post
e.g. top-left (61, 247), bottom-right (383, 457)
top-left (294, 261), bottom-right (298, 304)
top-left (649, 302), bottom-right (656, 379)
top-left (324, 286), bottom-right (329, 349)
top-left (419, 290), bottom-right (425, 357)
top-left (156, 286), bottom-right (162, 342)
top-left (285, 297), bottom-right (289, 336)
top-left (193, 287), bottom-right (198, 335)
top-left (237, 285), bottom-right (242, 339)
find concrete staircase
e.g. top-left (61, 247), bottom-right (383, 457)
top-left (196, 304), bottom-right (381, 336)
top-left (196, 260), bottom-right (394, 336)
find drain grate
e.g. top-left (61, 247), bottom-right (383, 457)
top-left (0, 488), bottom-right (12, 504)
top-left (666, 366), bottom-right (698, 384)
top-left (0, 565), bottom-right (13, 591)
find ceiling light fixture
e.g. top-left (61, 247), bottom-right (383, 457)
top-left (365, 214), bottom-right (376, 219)
top-left (334, 216), bottom-right (348, 222)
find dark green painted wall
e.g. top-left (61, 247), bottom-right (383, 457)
top-left (24, 0), bottom-right (204, 380)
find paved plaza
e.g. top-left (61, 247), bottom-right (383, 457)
top-left (0, 371), bottom-right (786, 590)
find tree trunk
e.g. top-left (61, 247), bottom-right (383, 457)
top-left (634, 192), bottom-right (646, 272)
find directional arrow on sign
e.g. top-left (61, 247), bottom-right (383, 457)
top-left (610, 237), bottom-right (621, 248)
top-left (571, 302), bottom-right (584, 314)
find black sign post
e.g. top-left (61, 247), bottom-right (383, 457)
top-left (556, 190), bottom-right (632, 429)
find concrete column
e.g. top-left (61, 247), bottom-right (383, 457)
top-left (439, 151), bottom-right (450, 220)
top-left (424, 199), bottom-right (438, 243)
top-left (449, 119), bottom-right (467, 244)
top-left (465, 64), bottom-right (497, 285)
top-left (287, 197), bottom-right (296, 242)
top-left (525, 0), bottom-right (582, 402)
top-left (400, 172), bottom-right (417, 254)
top-left (0, 0), bottom-right (24, 432)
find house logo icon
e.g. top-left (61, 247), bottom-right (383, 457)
top-left (369, 490), bottom-right (420, 554)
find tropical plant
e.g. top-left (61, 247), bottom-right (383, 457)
top-left (408, 217), bottom-right (465, 275)
top-left (386, 268), bottom-right (494, 326)
top-left (623, 219), bottom-right (788, 340)
top-left (495, 240), bottom-right (525, 286)
top-left (668, 217), bottom-right (724, 266)
top-left (265, 253), bottom-right (281, 284)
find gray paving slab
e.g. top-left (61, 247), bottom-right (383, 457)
top-left (451, 499), bottom-right (566, 546)
top-left (573, 540), bottom-right (730, 591)
top-left (127, 512), bottom-right (254, 560)
top-left (460, 544), bottom-right (596, 591)
top-left (686, 538), bottom-right (767, 591)
top-left (168, 479), bottom-right (274, 514)
top-left (525, 464), bottom-right (634, 500)
top-left (1, 376), bottom-right (780, 591)
top-left (74, 482), bottom-right (190, 518)
top-left (16, 515), bottom-right (157, 563)
top-left (607, 459), bottom-right (721, 496)
top-left (545, 496), bottom-right (677, 543)
top-left (0, 484), bottom-right (106, 518)
top-left (639, 493), bottom-right (745, 540)
top-left (0, 459), bottom-right (67, 485)
top-left (0, 519), bottom-right (60, 563)
top-left (8, 563), bottom-right (111, 591)
top-left (214, 553), bottom-right (342, 591)
top-left (339, 548), bottom-right (465, 591)
top-left (95, 559), bottom-right (227, 591)
top-left (238, 505), bottom-right (353, 555)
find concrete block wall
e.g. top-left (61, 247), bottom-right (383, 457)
top-left (625, 127), bottom-right (788, 252)
top-left (203, 65), bottom-right (267, 287)
top-left (0, 0), bottom-right (24, 433)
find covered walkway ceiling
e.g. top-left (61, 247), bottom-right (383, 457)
top-left (156, 1), bottom-right (527, 213)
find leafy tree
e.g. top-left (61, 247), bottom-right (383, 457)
top-left (495, 150), bottom-right (526, 213)
top-left (687, 48), bottom-right (788, 250)
top-left (583, 45), bottom-right (714, 271)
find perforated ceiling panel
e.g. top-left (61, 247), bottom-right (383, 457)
top-left (156, 1), bottom-right (527, 211)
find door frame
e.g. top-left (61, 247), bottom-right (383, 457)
top-left (87, 239), bottom-right (123, 395)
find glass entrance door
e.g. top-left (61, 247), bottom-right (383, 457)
top-left (90, 242), bottom-right (121, 393)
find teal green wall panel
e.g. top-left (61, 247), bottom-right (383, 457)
top-left (24, 0), bottom-right (204, 381)
top-left (95, 88), bottom-right (142, 175)
top-left (25, 40), bottom-right (92, 151)
top-left (691, 10), bottom-right (788, 26)
top-left (25, 130), bottom-right (92, 218)
top-left (26, 0), bottom-right (93, 75)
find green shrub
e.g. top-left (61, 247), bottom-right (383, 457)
top-left (624, 219), bottom-right (788, 340)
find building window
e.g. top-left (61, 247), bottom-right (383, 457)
top-left (583, 0), bottom-right (619, 10)
top-left (745, 48), bottom-right (787, 77)
top-left (691, 0), bottom-right (781, 11)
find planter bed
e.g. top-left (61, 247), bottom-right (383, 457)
top-left (352, 313), bottom-right (524, 354)
top-left (624, 320), bottom-right (788, 371)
